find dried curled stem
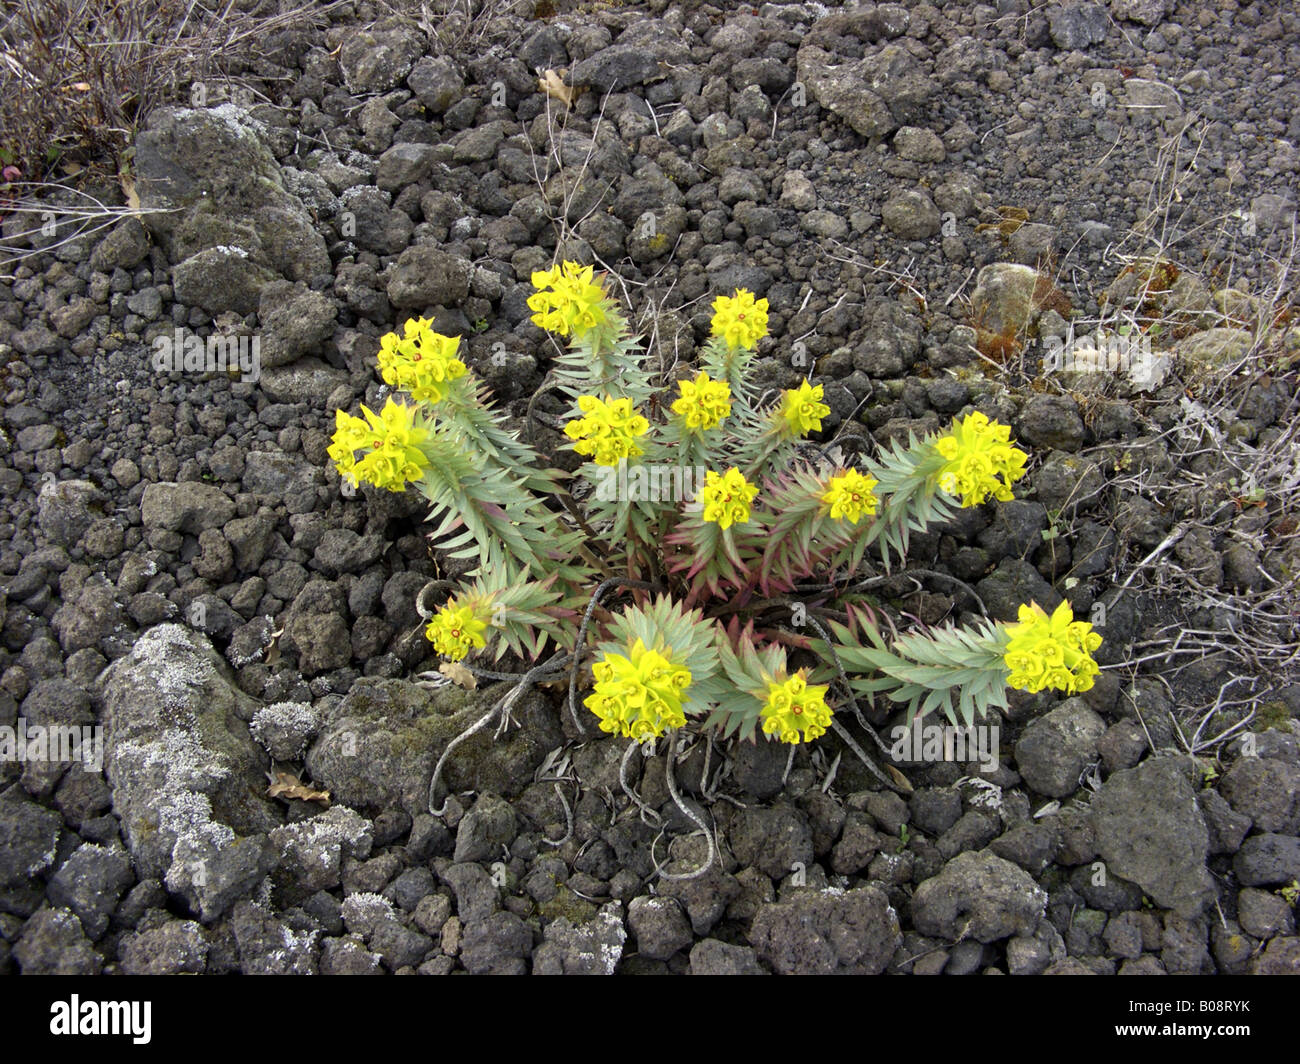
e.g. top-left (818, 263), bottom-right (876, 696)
top-left (426, 651), bottom-right (571, 816)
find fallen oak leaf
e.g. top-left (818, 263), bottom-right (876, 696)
top-left (266, 769), bottom-right (330, 806)
top-left (539, 68), bottom-right (574, 108)
top-left (439, 660), bottom-right (477, 690)
top-left (264, 625), bottom-right (284, 665)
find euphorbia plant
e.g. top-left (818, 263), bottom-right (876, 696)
top-left (326, 263), bottom-right (1103, 795)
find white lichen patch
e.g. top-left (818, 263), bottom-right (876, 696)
top-left (269, 804), bottom-right (373, 868)
top-left (249, 701), bottom-right (319, 760)
top-left (341, 892), bottom-right (400, 943)
top-left (121, 624), bottom-right (217, 722)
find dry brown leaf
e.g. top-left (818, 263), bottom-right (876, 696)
top-left (118, 168), bottom-right (139, 211)
top-left (264, 625), bottom-right (284, 665)
top-left (439, 661), bottom-right (477, 690)
top-left (539, 69), bottom-right (574, 108)
top-left (266, 769), bottom-right (330, 806)
top-left (886, 764), bottom-right (914, 794)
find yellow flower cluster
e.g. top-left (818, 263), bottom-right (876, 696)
top-left (761, 671), bottom-right (833, 744)
top-left (564, 395), bottom-right (650, 466)
top-left (671, 370), bottom-right (732, 431)
top-left (822, 469), bottom-right (879, 524)
top-left (528, 262), bottom-right (610, 338)
top-left (425, 602), bottom-right (489, 661)
top-left (585, 639), bottom-right (692, 740)
top-left (328, 399), bottom-right (430, 492)
top-left (377, 316), bottom-right (466, 403)
top-left (698, 467), bottom-right (758, 530)
top-left (1002, 601), bottom-right (1103, 695)
top-left (933, 411), bottom-right (1029, 507)
top-left (778, 380), bottom-right (830, 438)
top-left (711, 289), bottom-right (770, 350)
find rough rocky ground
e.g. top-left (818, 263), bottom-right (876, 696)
top-left (1, 0), bottom-right (1298, 975)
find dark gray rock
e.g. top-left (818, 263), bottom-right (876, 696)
top-left (1237, 887), bottom-right (1295, 939)
top-left (1018, 395), bottom-right (1086, 452)
top-left (386, 246), bottom-right (472, 309)
top-left (269, 804), bottom-right (373, 896)
top-left (689, 938), bottom-right (766, 975)
top-left (460, 910), bottom-right (532, 975)
top-left (728, 803), bottom-right (815, 881)
top-left (338, 18), bottom-right (425, 94)
top-left (171, 247), bottom-right (280, 316)
top-left (532, 903), bottom-right (627, 975)
top-left (453, 793), bottom-right (517, 864)
top-left (1250, 937), bottom-right (1300, 974)
top-left (257, 282), bottom-right (337, 369)
top-left (1048, 4), bottom-right (1109, 49)
top-left (0, 789), bottom-right (62, 888)
top-left (911, 851), bottom-right (1048, 942)
top-left (140, 482), bottom-right (235, 535)
top-left (408, 56), bottom-right (464, 114)
top-left (13, 908), bottom-right (102, 974)
top-left (1198, 789), bottom-right (1252, 855)
top-left (797, 43), bottom-right (935, 138)
top-left (118, 919), bottom-right (209, 974)
top-left (1091, 758), bottom-right (1214, 916)
top-left (750, 887), bottom-right (901, 974)
top-left (36, 479), bottom-right (103, 549)
top-left (231, 900), bottom-right (318, 974)
top-left (627, 896), bottom-right (693, 960)
top-left (881, 189), bottom-right (941, 240)
top-left (1219, 757), bottom-right (1300, 834)
top-left (320, 935), bottom-right (383, 975)
top-left (249, 702), bottom-right (318, 761)
top-left (46, 842), bottom-right (133, 940)
top-left (1234, 834), bottom-right (1300, 887)
top-left (90, 217), bottom-right (151, 271)
top-left (1014, 698), bottom-right (1107, 798)
top-left (571, 23), bottom-right (689, 92)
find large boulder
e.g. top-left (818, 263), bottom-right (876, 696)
top-left (135, 105), bottom-right (330, 289)
top-left (98, 625), bottom-right (281, 922)
top-left (796, 43), bottom-right (937, 139)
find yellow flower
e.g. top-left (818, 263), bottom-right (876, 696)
top-left (778, 380), bottom-right (830, 438)
top-left (822, 469), bottom-right (879, 524)
top-left (328, 398), bottom-right (430, 492)
top-left (563, 394), bottom-right (650, 466)
top-left (711, 289), bottom-right (769, 350)
top-left (585, 639), bottom-right (692, 740)
top-left (425, 602), bottom-right (489, 661)
top-left (528, 262), bottom-right (611, 339)
top-left (327, 408), bottom-right (369, 482)
top-left (671, 371), bottom-right (732, 431)
top-left (1002, 600), bottom-right (1103, 695)
top-left (933, 411), bottom-right (1029, 507)
top-left (376, 317), bottom-right (467, 403)
top-left (698, 467), bottom-right (758, 530)
top-left (761, 670), bottom-right (833, 743)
